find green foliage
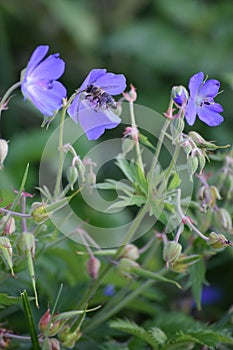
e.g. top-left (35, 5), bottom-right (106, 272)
top-left (110, 317), bottom-right (233, 350)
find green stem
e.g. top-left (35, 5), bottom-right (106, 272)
top-left (157, 143), bottom-right (181, 197)
top-left (129, 100), bottom-right (144, 171)
top-left (176, 188), bottom-right (209, 241)
top-left (71, 203), bottom-right (149, 331)
top-left (54, 107), bottom-right (67, 198)
top-left (0, 81), bottom-right (21, 111)
top-left (148, 119), bottom-right (170, 191)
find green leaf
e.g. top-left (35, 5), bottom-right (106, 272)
top-left (21, 290), bottom-right (41, 350)
top-left (149, 327), bottom-right (167, 345)
top-left (110, 318), bottom-right (159, 349)
top-left (96, 179), bottom-right (134, 195)
top-left (52, 305), bottom-right (101, 322)
top-left (100, 340), bottom-right (129, 350)
top-left (188, 258), bottom-right (206, 310)
top-left (116, 156), bottom-right (135, 183)
top-left (134, 165), bottom-right (148, 195)
top-left (0, 293), bottom-right (22, 309)
top-left (131, 267), bottom-right (181, 289)
top-left (168, 172), bottom-right (181, 191)
top-left (138, 133), bottom-right (156, 150)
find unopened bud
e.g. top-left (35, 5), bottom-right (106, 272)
top-left (172, 253), bottom-right (200, 273)
top-left (30, 202), bottom-right (50, 223)
top-left (117, 257), bottom-right (139, 279)
top-left (59, 325), bottom-right (82, 348)
top-left (123, 84), bottom-right (137, 102)
top-left (198, 186), bottom-right (221, 212)
top-left (39, 309), bottom-right (65, 336)
top-left (86, 256), bottom-right (101, 279)
top-left (0, 237), bottom-right (14, 275)
top-left (163, 241), bottom-right (182, 266)
top-left (171, 85), bottom-right (188, 107)
top-left (187, 156), bottom-right (199, 181)
top-left (208, 232), bottom-right (232, 250)
top-left (47, 338), bottom-right (60, 350)
top-left (39, 309), bottom-right (51, 333)
top-left (0, 216), bottom-right (16, 235)
top-left (188, 131), bottom-right (206, 146)
top-left (122, 244), bottom-right (140, 261)
top-left (66, 166), bottom-right (78, 190)
top-left (0, 139), bottom-right (8, 169)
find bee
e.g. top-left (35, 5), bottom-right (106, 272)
top-left (85, 85), bottom-right (117, 110)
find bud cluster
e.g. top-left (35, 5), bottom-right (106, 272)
top-left (198, 185), bottom-right (221, 212)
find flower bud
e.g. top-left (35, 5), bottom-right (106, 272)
top-left (117, 258), bottom-right (139, 279)
top-left (187, 156), bottom-right (199, 181)
top-left (0, 139), bottom-right (8, 169)
top-left (171, 253), bottom-right (200, 273)
top-left (86, 256), bottom-right (101, 279)
top-left (188, 131), bottom-right (206, 146)
top-left (171, 85), bottom-right (188, 107)
top-left (121, 244), bottom-right (140, 261)
top-left (4, 217), bottom-right (16, 235)
top-left (163, 241), bottom-right (182, 266)
top-left (208, 232), bottom-right (232, 250)
top-left (198, 186), bottom-right (221, 212)
top-left (59, 325), bottom-right (82, 348)
top-left (123, 84), bottom-right (137, 102)
top-left (30, 202), bottom-right (50, 223)
top-left (47, 338), bottom-right (60, 350)
top-left (0, 216), bottom-right (16, 235)
top-left (0, 237), bottom-right (14, 275)
top-left (39, 309), bottom-right (51, 333)
top-left (66, 166), bottom-right (78, 190)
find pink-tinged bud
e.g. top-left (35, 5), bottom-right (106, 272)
top-left (39, 309), bottom-right (51, 333)
top-left (122, 244), bottom-right (140, 261)
top-left (47, 338), bottom-right (60, 350)
top-left (123, 126), bottom-right (139, 143)
top-left (86, 256), bottom-right (101, 279)
top-left (2, 217), bottom-right (16, 235)
top-left (39, 309), bottom-right (65, 336)
top-left (123, 84), bottom-right (137, 102)
top-left (0, 139), bottom-right (8, 169)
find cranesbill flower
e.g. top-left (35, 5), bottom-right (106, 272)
top-left (21, 45), bottom-right (67, 116)
top-left (68, 69), bottom-right (126, 140)
top-left (185, 72), bottom-right (224, 127)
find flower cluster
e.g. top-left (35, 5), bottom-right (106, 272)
top-left (1, 46), bottom-right (226, 141)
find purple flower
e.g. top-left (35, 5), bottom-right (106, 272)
top-left (185, 72), bottom-right (224, 127)
top-left (68, 69), bottom-right (126, 140)
top-left (21, 45), bottom-right (67, 116)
